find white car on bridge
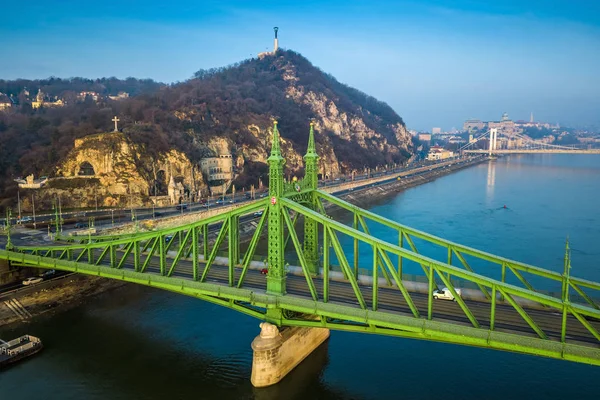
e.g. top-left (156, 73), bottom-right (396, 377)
top-left (22, 277), bottom-right (43, 286)
top-left (433, 287), bottom-right (462, 301)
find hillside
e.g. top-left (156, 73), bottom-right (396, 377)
top-left (0, 49), bottom-right (415, 210)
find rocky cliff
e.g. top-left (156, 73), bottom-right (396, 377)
top-left (35, 132), bottom-right (205, 209)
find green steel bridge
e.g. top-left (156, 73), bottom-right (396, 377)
top-left (2, 121), bottom-right (600, 367)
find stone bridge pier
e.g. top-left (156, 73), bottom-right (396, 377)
top-left (250, 322), bottom-right (330, 387)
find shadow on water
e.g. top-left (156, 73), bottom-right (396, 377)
top-left (0, 285), bottom-right (356, 400)
top-left (253, 340), bottom-right (359, 400)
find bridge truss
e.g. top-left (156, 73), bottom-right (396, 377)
top-left (2, 121), bottom-right (600, 366)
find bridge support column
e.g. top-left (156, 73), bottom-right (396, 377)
top-left (251, 322), bottom-right (329, 387)
top-left (266, 121), bottom-right (286, 295)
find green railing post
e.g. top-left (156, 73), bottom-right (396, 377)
top-left (323, 223), bottom-right (330, 303)
top-left (159, 235), bottom-right (166, 276)
top-left (398, 230), bottom-right (403, 278)
top-left (428, 264), bottom-right (434, 320)
top-left (490, 285), bottom-right (497, 331)
top-left (192, 227), bottom-right (199, 281)
top-left (232, 215), bottom-right (240, 265)
top-left (353, 213), bottom-right (359, 278)
top-left (447, 246), bottom-right (453, 280)
top-left (202, 224), bottom-right (208, 260)
top-left (372, 244), bottom-right (378, 311)
top-left (227, 215), bottom-right (235, 286)
top-left (110, 245), bottom-right (116, 268)
top-left (133, 240), bottom-right (140, 272)
top-left (500, 262), bottom-right (506, 301)
top-left (561, 238), bottom-right (571, 342)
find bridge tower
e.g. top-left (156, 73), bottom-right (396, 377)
top-left (303, 122), bottom-right (319, 274)
top-left (266, 121), bottom-right (286, 295)
top-left (489, 128), bottom-right (498, 156)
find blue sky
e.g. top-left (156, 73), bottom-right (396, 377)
top-left (1, 0), bottom-right (599, 130)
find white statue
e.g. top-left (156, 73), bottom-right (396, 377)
top-left (259, 322), bottom-right (280, 339)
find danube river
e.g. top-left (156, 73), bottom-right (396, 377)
top-left (2, 154), bottom-right (600, 400)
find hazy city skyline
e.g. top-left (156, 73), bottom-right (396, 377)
top-left (2, 0), bottom-right (599, 130)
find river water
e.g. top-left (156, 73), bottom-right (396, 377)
top-left (1, 154), bottom-right (600, 400)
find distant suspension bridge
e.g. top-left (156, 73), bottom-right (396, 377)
top-left (461, 128), bottom-right (600, 155)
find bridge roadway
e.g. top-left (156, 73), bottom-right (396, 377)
top-left (68, 246), bottom-right (600, 349)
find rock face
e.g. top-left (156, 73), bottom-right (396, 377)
top-left (58, 132), bottom-right (147, 197)
top-left (48, 132), bottom-right (205, 208)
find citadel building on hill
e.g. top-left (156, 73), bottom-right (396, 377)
top-left (463, 112), bottom-right (558, 136)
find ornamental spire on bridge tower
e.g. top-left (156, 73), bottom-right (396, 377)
top-left (267, 120), bottom-right (286, 295)
top-left (303, 121), bottom-right (319, 189)
top-left (303, 121), bottom-right (320, 274)
top-left (269, 121), bottom-right (283, 161)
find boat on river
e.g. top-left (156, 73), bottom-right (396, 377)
top-left (0, 335), bottom-right (43, 369)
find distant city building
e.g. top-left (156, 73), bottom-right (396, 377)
top-left (432, 127), bottom-right (441, 134)
top-left (31, 89), bottom-right (64, 109)
top-left (78, 91), bottom-right (100, 102)
top-left (418, 133), bottom-right (432, 143)
top-left (463, 119), bottom-right (485, 132)
top-left (0, 93), bottom-right (13, 110)
top-left (426, 146), bottom-right (454, 161)
top-left (514, 114), bottom-right (555, 130)
top-left (448, 136), bottom-right (467, 144)
top-left (463, 112), bottom-right (558, 136)
top-left (488, 112), bottom-right (519, 136)
top-left (108, 92), bottom-right (130, 101)
top-left (200, 154), bottom-right (234, 194)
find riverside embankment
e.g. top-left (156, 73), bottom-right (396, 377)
top-left (101, 155), bottom-right (485, 234)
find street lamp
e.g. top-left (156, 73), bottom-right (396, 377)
top-left (5, 208), bottom-right (13, 250)
top-left (17, 190), bottom-right (21, 220)
top-left (32, 194), bottom-right (36, 229)
top-left (52, 200), bottom-right (60, 240)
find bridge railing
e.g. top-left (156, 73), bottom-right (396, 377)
top-left (12, 198), bottom-right (271, 289)
top-left (54, 199), bottom-right (267, 244)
